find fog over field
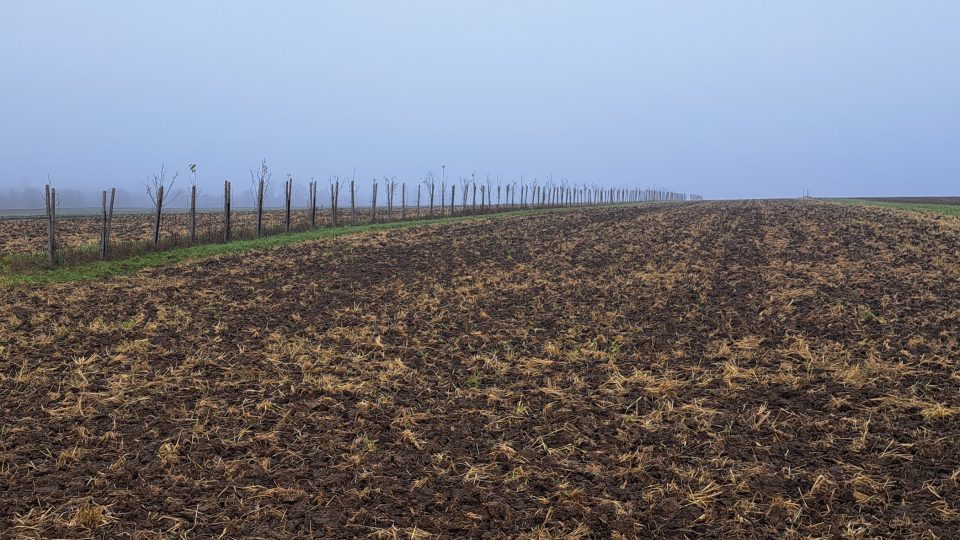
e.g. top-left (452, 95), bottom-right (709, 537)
top-left (2, 1), bottom-right (959, 207)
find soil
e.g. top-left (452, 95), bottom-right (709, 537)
top-left (1, 200), bottom-right (959, 538)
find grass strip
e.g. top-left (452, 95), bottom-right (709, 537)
top-left (824, 198), bottom-right (960, 218)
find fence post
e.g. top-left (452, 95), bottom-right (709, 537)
top-left (100, 190), bottom-right (108, 259)
top-left (387, 180), bottom-right (394, 221)
top-left (350, 179), bottom-right (356, 225)
top-left (152, 185), bottom-right (163, 247)
top-left (255, 178), bottom-right (265, 237)
top-left (402, 183), bottom-right (407, 219)
top-left (309, 181), bottom-right (317, 228)
top-left (102, 188), bottom-right (116, 259)
top-left (189, 184), bottom-right (197, 243)
top-left (285, 177), bottom-right (292, 232)
top-left (44, 185), bottom-right (57, 266)
top-left (223, 180), bottom-right (232, 241)
top-left (331, 179), bottom-right (340, 227)
top-left (371, 180), bottom-right (378, 224)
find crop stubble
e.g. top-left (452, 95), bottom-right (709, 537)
top-left (1, 200), bottom-right (959, 538)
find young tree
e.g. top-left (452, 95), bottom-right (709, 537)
top-left (424, 170), bottom-right (436, 218)
top-left (249, 159), bottom-right (271, 237)
top-left (146, 164), bottom-right (178, 247)
top-left (370, 179), bottom-right (378, 223)
top-left (284, 175), bottom-right (293, 232)
top-left (329, 177), bottom-right (342, 227)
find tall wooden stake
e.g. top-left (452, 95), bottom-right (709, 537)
top-left (223, 180), bottom-right (232, 241)
top-left (152, 185), bottom-right (164, 247)
top-left (190, 184), bottom-right (197, 243)
top-left (284, 177), bottom-right (292, 232)
top-left (100, 188), bottom-right (116, 260)
top-left (45, 185), bottom-right (57, 266)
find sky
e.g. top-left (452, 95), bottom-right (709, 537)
top-left (1, 0), bottom-right (958, 207)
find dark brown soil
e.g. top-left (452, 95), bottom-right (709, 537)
top-left (1, 201), bottom-right (959, 538)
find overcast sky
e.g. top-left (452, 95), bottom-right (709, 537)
top-left (1, 1), bottom-right (958, 204)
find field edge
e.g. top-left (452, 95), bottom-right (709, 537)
top-left (0, 205), bottom-right (643, 287)
top-left (823, 198), bottom-right (960, 218)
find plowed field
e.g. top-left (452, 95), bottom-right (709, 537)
top-left (2, 201), bottom-right (959, 538)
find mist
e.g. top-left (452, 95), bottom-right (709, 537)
top-left (2, 1), bottom-right (959, 208)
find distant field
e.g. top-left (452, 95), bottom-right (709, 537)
top-left (826, 198), bottom-right (960, 218)
top-left (860, 196), bottom-right (960, 205)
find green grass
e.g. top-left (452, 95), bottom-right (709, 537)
top-left (0, 206), bottom-right (620, 287)
top-left (824, 198), bottom-right (960, 218)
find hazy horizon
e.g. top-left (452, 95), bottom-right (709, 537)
top-left (2, 1), bottom-right (958, 204)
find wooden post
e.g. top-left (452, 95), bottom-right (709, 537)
top-left (100, 190), bottom-right (108, 259)
top-left (45, 185), bottom-right (57, 266)
top-left (371, 180), bottom-right (378, 223)
top-left (440, 181), bottom-right (445, 217)
top-left (223, 180), bottom-right (232, 241)
top-left (331, 179), bottom-right (340, 227)
top-left (309, 181), bottom-right (317, 228)
top-left (429, 182), bottom-right (434, 218)
top-left (284, 177), bottom-right (292, 233)
top-left (401, 183), bottom-right (407, 219)
top-left (350, 179), bottom-right (356, 225)
top-left (189, 186), bottom-right (199, 240)
top-left (472, 182), bottom-right (477, 214)
top-left (451, 184), bottom-right (456, 216)
top-left (100, 188), bottom-right (116, 259)
top-left (152, 185), bottom-right (163, 247)
top-left (387, 180), bottom-right (394, 221)
top-left (255, 178), bottom-right (265, 237)
top-left (416, 184), bottom-right (421, 218)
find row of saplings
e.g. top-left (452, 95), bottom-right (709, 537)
top-left (39, 162), bottom-right (701, 266)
